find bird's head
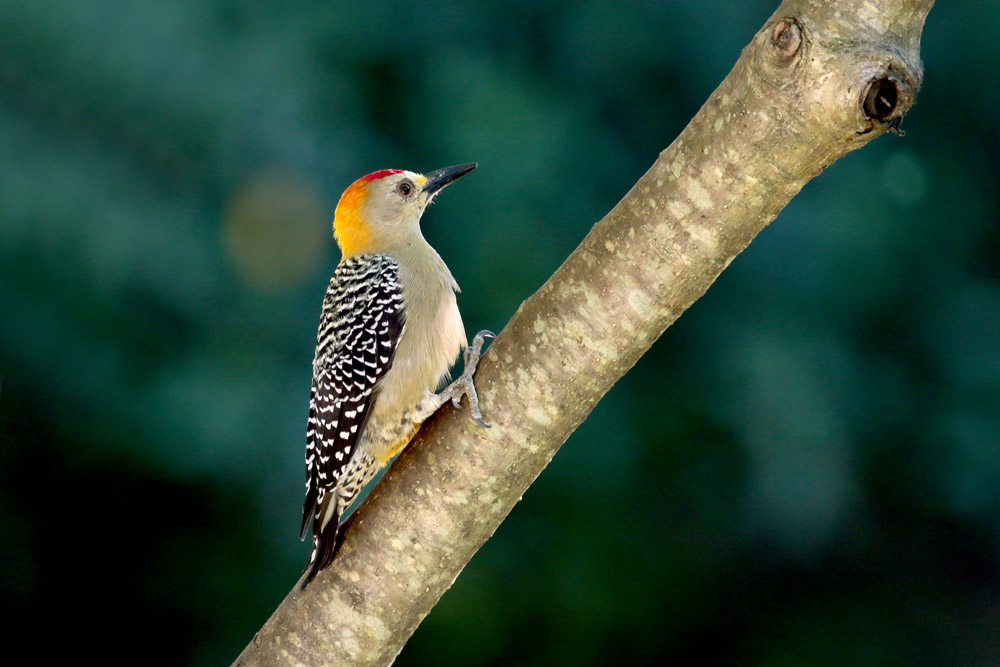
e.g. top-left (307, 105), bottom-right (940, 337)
top-left (333, 163), bottom-right (477, 259)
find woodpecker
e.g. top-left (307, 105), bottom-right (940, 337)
top-left (301, 163), bottom-right (492, 587)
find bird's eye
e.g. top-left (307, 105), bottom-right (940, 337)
top-left (396, 180), bottom-right (414, 197)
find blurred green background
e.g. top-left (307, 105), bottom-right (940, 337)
top-left (2, 1), bottom-right (998, 664)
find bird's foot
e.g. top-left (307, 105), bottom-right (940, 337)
top-left (443, 329), bottom-right (495, 427)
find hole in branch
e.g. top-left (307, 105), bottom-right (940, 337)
top-left (862, 76), bottom-right (905, 134)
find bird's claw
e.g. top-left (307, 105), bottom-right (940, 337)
top-left (453, 329), bottom-right (494, 428)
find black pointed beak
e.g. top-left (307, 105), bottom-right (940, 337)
top-left (422, 163), bottom-right (477, 196)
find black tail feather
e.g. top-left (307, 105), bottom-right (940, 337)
top-left (301, 512), bottom-right (341, 589)
top-left (300, 493), bottom-right (316, 542)
top-left (299, 508), bottom-right (361, 589)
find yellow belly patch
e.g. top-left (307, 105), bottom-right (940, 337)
top-left (374, 423), bottom-right (421, 466)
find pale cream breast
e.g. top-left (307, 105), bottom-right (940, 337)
top-left (366, 239), bottom-right (467, 448)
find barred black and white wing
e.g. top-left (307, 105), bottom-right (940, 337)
top-left (301, 254), bottom-right (404, 585)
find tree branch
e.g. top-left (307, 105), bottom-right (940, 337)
top-left (234, 0), bottom-right (934, 664)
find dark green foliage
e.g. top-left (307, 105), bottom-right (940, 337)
top-left (1, 1), bottom-right (997, 664)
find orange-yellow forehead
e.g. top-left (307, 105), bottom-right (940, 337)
top-left (333, 169), bottom-right (427, 259)
top-left (334, 170), bottom-right (401, 258)
top-left (336, 178), bottom-right (369, 217)
top-left (336, 169), bottom-right (408, 216)
top-left (333, 182), bottom-right (370, 258)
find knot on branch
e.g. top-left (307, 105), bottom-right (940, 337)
top-left (769, 18), bottom-right (802, 63)
top-left (751, 17), bottom-right (806, 90)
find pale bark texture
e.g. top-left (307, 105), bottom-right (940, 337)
top-left (234, 0), bottom-right (934, 664)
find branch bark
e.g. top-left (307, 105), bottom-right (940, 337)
top-left (234, 0), bottom-right (934, 664)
